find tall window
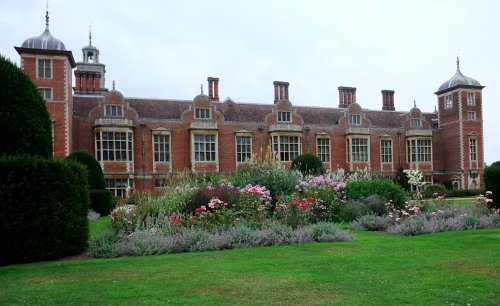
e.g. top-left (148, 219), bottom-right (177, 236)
top-left (195, 108), bottom-right (211, 119)
top-left (469, 138), bottom-right (477, 161)
top-left (105, 105), bottom-right (123, 117)
top-left (272, 135), bottom-right (301, 162)
top-left (380, 139), bottom-right (392, 163)
top-left (153, 134), bottom-right (170, 162)
top-left (347, 138), bottom-right (368, 162)
top-left (194, 134), bottom-right (216, 161)
top-left (468, 111), bottom-right (476, 120)
top-left (277, 111), bottom-right (291, 122)
top-left (467, 92), bottom-right (475, 105)
top-left (407, 138), bottom-right (432, 163)
top-left (38, 88), bottom-right (52, 100)
top-left (410, 118), bottom-right (421, 128)
top-left (445, 95), bottom-right (453, 109)
top-left (316, 137), bottom-right (330, 162)
top-left (37, 59), bottom-right (51, 79)
top-left (106, 178), bottom-right (129, 198)
top-left (236, 136), bottom-right (252, 163)
top-left (349, 114), bottom-right (361, 125)
top-left (96, 131), bottom-right (133, 161)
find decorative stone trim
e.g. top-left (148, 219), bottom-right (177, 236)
top-left (269, 123), bottom-right (302, 132)
top-left (189, 121), bottom-right (218, 130)
top-left (94, 117), bottom-right (134, 127)
top-left (405, 129), bottom-right (432, 137)
top-left (346, 127), bottom-right (370, 135)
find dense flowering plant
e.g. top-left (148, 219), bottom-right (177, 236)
top-left (238, 184), bottom-right (272, 222)
top-left (274, 197), bottom-right (317, 228)
top-left (110, 204), bottom-right (137, 233)
top-left (295, 175), bottom-right (346, 219)
top-left (475, 191), bottom-right (497, 212)
top-left (403, 169), bottom-right (426, 192)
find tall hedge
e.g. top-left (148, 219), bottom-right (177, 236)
top-left (0, 55), bottom-right (53, 158)
top-left (0, 156), bottom-right (89, 265)
top-left (484, 163), bottom-right (500, 208)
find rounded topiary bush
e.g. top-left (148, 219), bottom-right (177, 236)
top-left (0, 55), bottom-right (53, 158)
top-left (291, 153), bottom-right (325, 176)
top-left (346, 179), bottom-right (407, 208)
top-left (484, 163), bottom-right (500, 208)
top-left (422, 183), bottom-right (447, 198)
top-left (0, 156), bottom-right (89, 265)
top-left (66, 150), bottom-right (106, 190)
top-left (66, 151), bottom-right (112, 214)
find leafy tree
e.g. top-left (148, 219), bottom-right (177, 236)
top-left (0, 55), bottom-right (52, 158)
top-left (394, 166), bottom-right (409, 191)
top-left (484, 162), bottom-right (500, 208)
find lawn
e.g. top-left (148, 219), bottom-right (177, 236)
top-left (1, 228), bottom-right (498, 305)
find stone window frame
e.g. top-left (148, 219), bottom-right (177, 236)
top-left (467, 111), bottom-right (476, 121)
top-left (194, 108), bottom-right (211, 119)
top-left (445, 95), bottom-right (453, 109)
top-left (38, 87), bottom-right (52, 101)
top-left (277, 111), bottom-right (292, 123)
top-left (469, 137), bottom-right (477, 161)
top-left (410, 118), bottom-right (421, 128)
top-left (235, 134), bottom-right (252, 163)
top-left (104, 105), bottom-right (123, 117)
top-left (467, 92), bottom-right (475, 106)
top-left (95, 128), bottom-right (134, 162)
top-left (192, 132), bottom-right (218, 162)
top-left (316, 135), bottom-right (331, 163)
top-left (380, 138), bottom-right (393, 164)
top-left (346, 135), bottom-right (370, 163)
top-left (105, 177), bottom-right (131, 198)
top-left (152, 129), bottom-right (171, 163)
top-left (270, 132), bottom-right (302, 162)
top-left (406, 137), bottom-right (432, 163)
top-left (37, 58), bottom-right (52, 79)
top-left (348, 114), bottom-right (361, 126)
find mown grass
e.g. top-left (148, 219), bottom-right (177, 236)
top-left (1, 228), bottom-right (498, 305)
top-left (88, 216), bottom-right (111, 241)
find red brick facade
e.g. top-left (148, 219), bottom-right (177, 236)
top-left (15, 24), bottom-right (486, 197)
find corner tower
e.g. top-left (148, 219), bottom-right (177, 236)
top-left (74, 27), bottom-right (107, 94)
top-left (15, 10), bottom-right (76, 158)
top-left (434, 58), bottom-right (485, 189)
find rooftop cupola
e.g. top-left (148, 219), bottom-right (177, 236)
top-left (21, 10), bottom-right (66, 51)
top-left (435, 58), bottom-right (483, 94)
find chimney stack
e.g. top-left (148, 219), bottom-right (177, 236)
top-left (338, 86), bottom-right (357, 108)
top-left (207, 77), bottom-right (220, 101)
top-left (381, 90), bottom-right (395, 111)
top-left (273, 81), bottom-right (290, 103)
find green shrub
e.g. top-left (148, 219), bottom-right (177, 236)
top-left (394, 166), bottom-right (409, 191)
top-left (89, 189), bottom-right (113, 215)
top-left (444, 189), bottom-right (485, 198)
top-left (338, 203), bottom-right (371, 222)
top-left (0, 55), bottom-right (52, 158)
top-left (291, 153), bottom-right (325, 176)
top-left (66, 150), bottom-right (106, 190)
top-left (233, 165), bottom-right (300, 200)
top-left (422, 184), bottom-right (447, 198)
top-left (484, 164), bottom-right (500, 208)
top-left (0, 156), bottom-right (89, 265)
top-left (346, 179), bottom-right (407, 208)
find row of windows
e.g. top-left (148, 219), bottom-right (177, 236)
top-left (444, 92), bottom-right (476, 109)
top-left (98, 132), bottom-right (479, 164)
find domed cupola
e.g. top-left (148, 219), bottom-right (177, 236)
top-left (436, 58), bottom-right (482, 94)
top-left (21, 11), bottom-right (66, 51)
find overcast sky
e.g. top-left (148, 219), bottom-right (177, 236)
top-left (1, 0), bottom-right (499, 164)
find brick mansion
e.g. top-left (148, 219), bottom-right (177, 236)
top-left (14, 12), bottom-right (485, 197)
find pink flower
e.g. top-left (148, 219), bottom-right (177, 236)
top-left (486, 191), bottom-right (493, 195)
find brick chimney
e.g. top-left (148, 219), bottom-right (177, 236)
top-left (381, 90), bottom-right (395, 111)
top-left (207, 77), bottom-right (219, 101)
top-left (273, 81), bottom-right (290, 102)
top-left (338, 86), bottom-right (356, 108)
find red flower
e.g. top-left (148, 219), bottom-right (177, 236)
top-left (195, 207), bottom-right (205, 212)
top-left (189, 216), bottom-right (198, 221)
top-left (305, 197), bottom-right (315, 202)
